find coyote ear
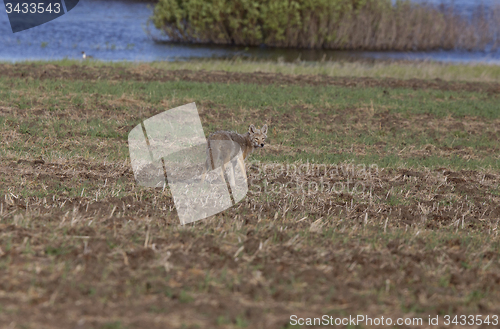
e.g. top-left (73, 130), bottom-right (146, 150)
top-left (249, 124), bottom-right (256, 133)
top-left (261, 124), bottom-right (268, 135)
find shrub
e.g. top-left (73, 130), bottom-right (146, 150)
top-left (152, 0), bottom-right (500, 51)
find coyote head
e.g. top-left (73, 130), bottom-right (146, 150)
top-left (249, 124), bottom-right (268, 148)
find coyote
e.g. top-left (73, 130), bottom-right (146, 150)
top-left (202, 124), bottom-right (268, 185)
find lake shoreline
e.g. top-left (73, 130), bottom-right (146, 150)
top-left (0, 0), bottom-right (498, 64)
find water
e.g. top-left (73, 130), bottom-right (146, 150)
top-left (0, 0), bottom-right (241, 61)
top-left (409, 0), bottom-right (497, 15)
top-left (0, 0), bottom-right (498, 64)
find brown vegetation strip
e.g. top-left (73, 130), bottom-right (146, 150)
top-left (153, 0), bottom-right (500, 51)
top-left (1, 63), bottom-right (500, 94)
top-left (1, 157), bottom-right (500, 328)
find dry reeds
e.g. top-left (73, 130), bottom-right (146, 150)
top-left (152, 0), bottom-right (500, 51)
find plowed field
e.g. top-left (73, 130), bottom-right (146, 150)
top-left (1, 62), bottom-right (499, 329)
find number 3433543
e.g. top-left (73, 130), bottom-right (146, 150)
top-left (444, 315), bottom-right (498, 326)
top-left (5, 3), bottom-right (61, 14)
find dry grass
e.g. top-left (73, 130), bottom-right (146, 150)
top-left (153, 0), bottom-right (500, 51)
top-left (12, 59), bottom-right (500, 84)
top-left (151, 59), bottom-right (500, 83)
top-left (2, 156), bottom-right (500, 328)
top-left (1, 62), bottom-right (500, 328)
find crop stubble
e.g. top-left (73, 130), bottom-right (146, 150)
top-left (0, 63), bottom-right (499, 328)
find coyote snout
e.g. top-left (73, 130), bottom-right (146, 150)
top-left (249, 124), bottom-right (267, 149)
top-left (201, 124), bottom-right (268, 185)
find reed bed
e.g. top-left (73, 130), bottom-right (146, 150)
top-left (152, 0), bottom-right (500, 51)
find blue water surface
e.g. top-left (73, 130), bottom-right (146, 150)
top-left (0, 0), bottom-right (498, 64)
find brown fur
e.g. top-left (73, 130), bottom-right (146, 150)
top-left (202, 124), bottom-right (268, 184)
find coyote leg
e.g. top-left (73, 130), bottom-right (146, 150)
top-left (220, 162), bottom-right (228, 183)
top-left (236, 156), bottom-right (247, 184)
top-left (227, 162), bottom-right (236, 187)
top-left (201, 169), bottom-right (207, 184)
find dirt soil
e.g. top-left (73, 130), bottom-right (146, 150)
top-left (1, 157), bottom-right (500, 328)
top-left (1, 63), bottom-right (500, 94)
top-left (1, 64), bottom-right (500, 329)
